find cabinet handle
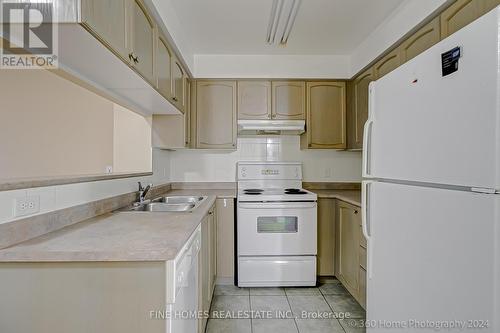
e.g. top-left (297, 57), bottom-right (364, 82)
top-left (208, 211), bottom-right (213, 215)
top-left (172, 97), bottom-right (178, 102)
top-left (129, 53), bottom-right (139, 64)
top-left (354, 210), bottom-right (359, 214)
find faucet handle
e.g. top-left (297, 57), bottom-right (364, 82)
top-left (138, 182), bottom-right (144, 191)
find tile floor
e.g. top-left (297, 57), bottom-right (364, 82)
top-left (206, 279), bottom-right (366, 333)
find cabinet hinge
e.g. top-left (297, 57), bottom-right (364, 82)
top-left (471, 187), bottom-right (497, 194)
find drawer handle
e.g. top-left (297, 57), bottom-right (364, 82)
top-left (354, 210), bottom-right (359, 214)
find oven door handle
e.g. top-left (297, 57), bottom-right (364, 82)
top-left (238, 202), bottom-right (317, 209)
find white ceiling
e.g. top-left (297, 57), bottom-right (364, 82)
top-left (169, 0), bottom-right (405, 55)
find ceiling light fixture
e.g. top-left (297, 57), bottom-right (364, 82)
top-left (266, 0), bottom-right (301, 46)
top-left (280, 0), bottom-right (301, 45)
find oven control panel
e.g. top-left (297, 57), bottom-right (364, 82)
top-left (237, 162), bottom-right (302, 180)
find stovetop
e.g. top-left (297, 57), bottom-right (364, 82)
top-left (237, 188), bottom-right (317, 202)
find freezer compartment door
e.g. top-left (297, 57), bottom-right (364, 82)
top-left (365, 181), bottom-right (499, 332)
top-left (366, 8), bottom-right (500, 189)
top-left (238, 256), bottom-right (316, 287)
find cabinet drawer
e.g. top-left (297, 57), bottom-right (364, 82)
top-left (359, 246), bottom-right (367, 270)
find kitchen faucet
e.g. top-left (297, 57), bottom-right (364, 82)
top-left (138, 182), bottom-right (152, 204)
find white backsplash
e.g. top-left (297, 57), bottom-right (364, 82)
top-left (169, 136), bottom-right (362, 182)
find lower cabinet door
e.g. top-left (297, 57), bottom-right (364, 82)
top-left (199, 216), bottom-right (210, 333)
top-left (336, 201), bottom-right (360, 294)
top-left (317, 198), bottom-right (335, 276)
top-left (358, 266), bottom-right (367, 309)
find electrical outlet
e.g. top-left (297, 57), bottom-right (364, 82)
top-left (105, 166), bottom-right (113, 174)
top-left (15, 196), bottom-right (40, 217)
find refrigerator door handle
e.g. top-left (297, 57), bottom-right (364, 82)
top-left (362, 181), bottom-right (373, 279)
top-left (361, 181), bottom-right (372, 239)
top-left (362, 120), bottom-right (374, 178)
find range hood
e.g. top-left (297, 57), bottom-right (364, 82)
top-left (237, 120), bottom-right (305, 135)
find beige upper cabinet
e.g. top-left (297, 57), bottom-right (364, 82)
top-left (130, 0), bottom-right (156, 85)
top-left (237, 81), bottom-right (272, 120)
top-left (348, 68), bottom-right (374, 150)
top-left (302, 82), bottom-right (346, 149)
top-left (336, 201), bottom-right (360, 294)
top-left (81, 0), bottom-right (130, 62)
top-left (440, 0), bottom-right (480, 39)
top-left (272, 81), bottom-right (306, 120)
top-left (172, 58), bottom-right (186, 113)
top-left (195, 80), bottom-right (237, 149)
top-left (374, 48), bottom-right (401, 79)
top-left (156, 34), bottom-right (172, 100)
top-left (481, 0), bottom-right (500, 14)
top-left (151, 79), bottom-right (191, 149)
top-left (400, 17), bottom-right (440, 63)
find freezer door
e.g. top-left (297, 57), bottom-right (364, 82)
top-left (364, 8), bottom-right (500, 189)
top-left (363, 181), bottom-right (499, 332)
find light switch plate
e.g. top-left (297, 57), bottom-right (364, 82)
top-left (15, 196), bottom-right (40, 217)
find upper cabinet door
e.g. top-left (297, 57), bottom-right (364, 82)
top-left (81, 0), bottom-right (130, 61)
top-left (374, 48), bottom-right (401, 79)
top-left (400, 17), bottom-right (440, 63)
top-left (272, 81), bottom-right (306, 120)
top-left (130, 0), bottom-right (156, 84)
top-left (156, 35), bottom-right (172, 100)
top-left (440, 0), bottom-right (480, 39)
top-left (349, 68), bottom-right (374, 150)
top-left (303, 82), bottom-right (346, 149)
top-left (196, 81), bottom-right (237, 149)
top-left (172, 58), bottom-right (186, 113)
top-left (480, 0), bottom-right (500, 14)
top-left (237, 81), bottom-right (271, 120)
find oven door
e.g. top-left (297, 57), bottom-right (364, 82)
top-left (237, 201), bottom-right (317, 256)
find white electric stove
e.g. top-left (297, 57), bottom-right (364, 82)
top-left (236, 162), bottom-right (318, 287)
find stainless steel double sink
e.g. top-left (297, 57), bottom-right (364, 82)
top-left (124, 196), bottom-right (207, 213)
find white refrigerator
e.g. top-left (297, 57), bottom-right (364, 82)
top-left (362, 6), bottom-right (500, 333)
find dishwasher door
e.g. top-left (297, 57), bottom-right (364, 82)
top-left (169, 250), bottom-right (199, 333)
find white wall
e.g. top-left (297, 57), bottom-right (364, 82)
top-left (150, 0), bottom-right (194, 73)
top-left (113, 105), bottom-right (153, 173)
top-left (169, 136), bottom-right (362, 182)
top-left (350, 0), bottom-right (449, 75)
top-left (194, 55), bottom-right (351, 79)
top-left (0, 149), bottom-right (170, 225)
top-left (0, 69), bottom-right (114, 178)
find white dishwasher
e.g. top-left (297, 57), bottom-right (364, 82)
top-left (166, 225), bottom-right (201, 333)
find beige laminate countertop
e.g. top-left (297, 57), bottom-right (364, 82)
top-left (0, 189), bottom-right (235, 262)
top-left (311, 190), bottom-right (361, 207)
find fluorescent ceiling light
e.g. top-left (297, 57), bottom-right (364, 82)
top-left (266, 0), bottom-right (301, 45)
